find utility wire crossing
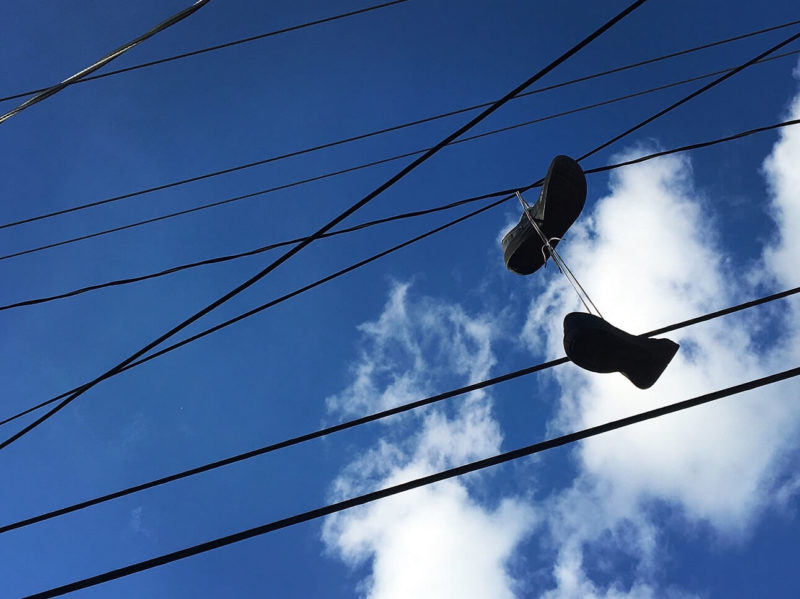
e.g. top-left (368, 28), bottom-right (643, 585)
top-left (0, 116), bottom-right (797, 314)
top-left (6, 118), bottom-right (798, 428)
top-left (0, 0), bottom-right (410, 105)
top-left (1, 285), bottom-right (797, 536)
top-left (4, 16), bottom-right (798, 231)
top-left (25, 365), bottom-right (800, 598)
top-left (0, 0), bottom-right (211, 125)
top-left (4, 48), bottom-right (799, 264)
top-left (0, 0), bottom-right (651, 452)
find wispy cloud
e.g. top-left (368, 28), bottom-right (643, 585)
top-left (322, 282), bottom-right (537, 598)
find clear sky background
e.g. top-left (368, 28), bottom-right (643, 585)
top-left (1, 1), bottom-right (799, 597)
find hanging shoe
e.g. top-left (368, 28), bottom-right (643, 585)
top-left (562, 312), bottom-right (679, 389)
top-left (502, 155), bottom-right (586, 275)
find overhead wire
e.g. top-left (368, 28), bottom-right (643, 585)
top-left (4, 119), bottom-right (799, 423)
top-left (2, 285), bottom-right (798, 535)
top-left (581, 117), bottom-right (800, 174)
top-left (0, 0), bottom-right (651, 451)
top-left (0, 0), bottom-right (212, 125)
top-left (0, 1), bottom-right (411, 105)
top-left (25, 365), bottom-right (800, 598)
top-left (3, 17), bottom-right (798, 231)
top-left (4, 48), bottom-right (800, 264)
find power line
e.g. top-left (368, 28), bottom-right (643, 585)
top-left (2, 285), bottom-right (797, 536)
top-left (5, 120), bottom-right (799, 424)
top-left (0, 1), bottom-right (410, 105)
top-left (4, 17), bottom-right (797, 231)
top-left (25, 365), bottom-right (800, 598)
top-left (1, 0), bottom-right (649, 451)
top-left (0, 0), bottom-right (211, 125)
top-left (5, 49), bottom-right (799, 264)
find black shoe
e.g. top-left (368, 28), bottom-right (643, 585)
top-left (562, 312), bottom-right (679, 389)
top-left (501, 155), bottom-right (586, 275)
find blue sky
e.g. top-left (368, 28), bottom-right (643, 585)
top-left (1, 0), bottom-right (799, 597)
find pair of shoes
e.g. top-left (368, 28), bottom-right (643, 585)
top-left (501, 155), bottom-right (586, 275)
top-left (504, 157), bottom-right (678, 388)
top-left (563, 312), bottom-right (679, 389)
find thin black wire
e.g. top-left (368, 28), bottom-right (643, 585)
top-left (3, 116), bottom-right (799, 313)
top-left (0, 1), bottom-right (410, 105)
top-left (582, 117), bottom-right (800, 174)
top-left (2, 285), bottom-right (797, 536)
top-left (0, 0), bottom-right (211, 125)
top-left (572, 30), bottom-right (800, 163)
top-left (0, 190), bottom-right (513, 312)
top-left (4, 16), bottom-right (796, 231)
top-left (26, 366), bottom-right (800, 598)
top-left (5, 48), bottom-right (799, 264)
top-left (4, 121), bottom-right (799, 425)
top-left (0, 0), bottom-right (650, 451)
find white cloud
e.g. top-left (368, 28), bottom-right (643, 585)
top-left (322, 282), bottom-right (537, 599)
top-left (761, 80), bottom-right (800, 365)
top-left (127, 505), bottom-right (156, 542)
top-left (130, 506), bottom-right (144, 534)
top-left (325, 282), bottom-right (497, 420)
top-left (326, 483), bottom-right (535, 599)
top-left (521, 95), bottom-right (800, 596)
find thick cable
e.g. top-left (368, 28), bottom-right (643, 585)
top-left (0, 0), bottom-right (649, 451)
top-left (5, 17), bottom-right (795, 231)
top-left (572, 29), bottom-right (800, 163)
top-left (582, 117), bottom-right (800, 174)
top-left (2, 285), bottom-right (797, 535)
top-left (25, 366), bottom-right (800, 598)
top-left (5, 48), bottom-right (799, 263)
top-left (0, 0), bottom-right (211, 125)
top-left (0, 1), bottom-right (410, 105)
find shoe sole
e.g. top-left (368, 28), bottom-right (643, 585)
top-left (502, 155), bottom-right (586, 275)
